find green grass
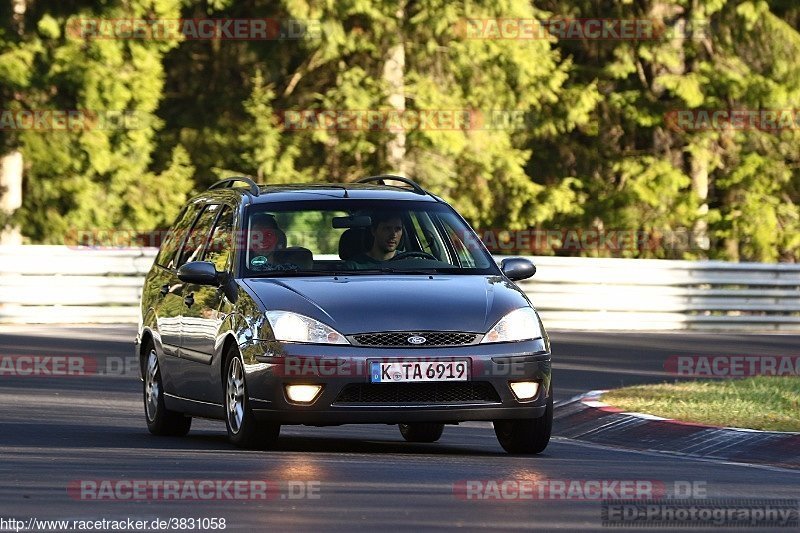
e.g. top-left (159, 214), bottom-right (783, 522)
top-left (601, 377), bottom-right (800, 432)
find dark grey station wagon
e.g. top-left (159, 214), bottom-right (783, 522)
top-left (136, 175), bottom-right (552, 453)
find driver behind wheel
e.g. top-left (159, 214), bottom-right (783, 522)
top-left (350, 212), bottom-right (403, 267)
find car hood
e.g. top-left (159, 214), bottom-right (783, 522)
top-left (241, 275), bottom-right (532, 334)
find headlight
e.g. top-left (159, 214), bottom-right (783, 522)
top-left (265, 311), bottom-right (349, 345)
top-left (481, 307), bottom-right (543, 344)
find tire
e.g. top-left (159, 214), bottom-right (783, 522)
top-left (493, 385), bottom-right (553, 454)
top-left (399, 422), bottom-right (445, 443)
top-left (224, 347), bottom-right (280, 449)
top-left (143, 340), bottom-right (192, 437)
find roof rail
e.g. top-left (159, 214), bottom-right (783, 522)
top-left (208, 176), bottom-right (260, 197)
top-left (356, 175), bottom-right (427, 195)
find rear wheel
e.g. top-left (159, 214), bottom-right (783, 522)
top-left (493, 386), bottom-right (553, 454)
top-left (399, 422), bottom-right (445, 443)
top-left (224, 348), bottom-right (280, 449)
top-left (143, 341), bottom-right (191, 437)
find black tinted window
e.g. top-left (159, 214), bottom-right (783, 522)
top-left (155, 204), bottom-right (200, 269)
top-left (177, 204), bottom-right (221, 268)
top-left (202, 206), bottom-right (235, 272)
top-left (240, 200), bottom-right (498, 276)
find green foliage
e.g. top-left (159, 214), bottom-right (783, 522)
top-left (1, 0), bottom-right (799, 261)
top-left (1, 0), bottom-right (192, 242)
top-left (533, 0), bottom-right (800, 260)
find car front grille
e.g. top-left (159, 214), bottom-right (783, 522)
top-left (351, 331), bottom-right (479, 347)
top-left (333, 382), bottom-right (501, 404)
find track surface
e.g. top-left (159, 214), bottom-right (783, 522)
top-left (1, 326), bottom-right (798, 531)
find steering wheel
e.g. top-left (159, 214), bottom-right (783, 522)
top-left (389, 251), bottom-right (438, 261)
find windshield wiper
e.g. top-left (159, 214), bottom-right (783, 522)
top-left (250, 267), bottom-right (446, 277)
top-left (249, 269), bottom-right (332, 277)
top-left (361, 267), bottom-right (441, 275)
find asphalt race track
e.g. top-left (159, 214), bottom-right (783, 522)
top-left (1, 326), bottom-right (798, 531)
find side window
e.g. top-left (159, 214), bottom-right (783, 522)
top-left (203, 206), bottom-right (234, 272)
top-left (437, 214), bottom-right (491, 269)
top-left (409, 213), bottom-right (436, 257)
top-left (444, 224), bottom-right (476, 267)
top-left (409, 211), bottom-right (450, 263)
top-left (155, 204), bottom-right (200, 269)
top-left (177, 204), bottom-right (221, 268)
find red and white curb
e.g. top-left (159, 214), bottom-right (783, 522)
top-left (553, 390), bottom-right (800, 469)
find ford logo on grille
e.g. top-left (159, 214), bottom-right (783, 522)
top-left (407, 335), bottom-right (427, 345)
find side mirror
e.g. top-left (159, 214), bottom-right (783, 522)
top-left (500, 257), bottom-right (536, 281)
top-left (178, 261), bottom-right (220, 286)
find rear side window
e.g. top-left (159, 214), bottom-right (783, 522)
top-left (203, 206), bottom-right (235, 272)
top-left (177, 204), bottom-right (221, 268)
top-left (155, 204), bottom-right (200, 269)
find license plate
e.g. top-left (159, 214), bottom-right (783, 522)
top-left (370, 360), bottom-right (469, 383)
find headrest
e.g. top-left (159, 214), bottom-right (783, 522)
top-left (271, 247), bottom-right (313, 270)
top-left (339, 228), bottom-right (368, 260)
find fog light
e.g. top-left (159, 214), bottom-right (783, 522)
top-left (509, 381), bottom-right (539, 400)
top-left (285, 384), bottom-right (323, 403)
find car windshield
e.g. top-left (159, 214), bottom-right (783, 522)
top-left (240, 199), bottom-right (499, 277)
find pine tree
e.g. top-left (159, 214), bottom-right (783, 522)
top-left (536, 0), bottom-right (800, 261)
top-left (0, 0), bottom-right (194, 243)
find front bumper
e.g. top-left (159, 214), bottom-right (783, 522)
top-left (241, 338), bottom-right (551, 425)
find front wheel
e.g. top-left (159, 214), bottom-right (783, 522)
top-left (399, 422), bottom-right (445, 443)
top-left (143, 343), bottom-right (191, 437)
top-left (224, 349), bottom-right (280, 449)
top-left (493, 386), bottom-right (553, 454)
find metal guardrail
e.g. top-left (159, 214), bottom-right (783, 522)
top-left (1, 246), bottom-right (799, 330)
top-left (0, 246), bottom-right (155, 324)
top-left (517, 256), bottom-right (800, 331)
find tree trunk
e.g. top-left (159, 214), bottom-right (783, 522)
top-left (651, 0), bottom-right (711, 257)
top-left (0, 150), bottom-right (23, 245)
top-left (383, 5), bottom-right (407, 175)
top-left (12, 0), bottom-right (26, 35)
top-left (689, 148), bottom-right (710, 253)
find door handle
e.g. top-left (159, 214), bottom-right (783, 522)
top-left (184, 293), bottom-right (194, 307)
top-left (159, 284), bottom-right (170, 296)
